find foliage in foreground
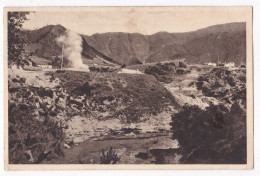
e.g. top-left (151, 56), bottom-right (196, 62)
top-left (100, 147), bottom-right (120, 164)
top-left (9, 103), bottom-right (65, 164)
top-left (170, 103), bottom-right (246, 164)
top-left (8, 11), bottom-right (30, 67)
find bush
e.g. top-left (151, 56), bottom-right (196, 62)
top-left (144, 63), bottom-right (178, 83)
top-left (100, 147), bottom-right (120, 164)
top-left (8, 103), bottom-right (65, 164)
top-left (170, 104), bottom-right (246, 164)
top-left (179, 61), bottom-right (187, 68)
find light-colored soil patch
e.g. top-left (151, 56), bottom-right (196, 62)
top-left (65, 109), bottom-right (176, 144)
top-left (9, 67), bottom-right (60, 88)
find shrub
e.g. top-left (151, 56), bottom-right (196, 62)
top-left (170, 104), bottom-right (246, 164)
top-left (225, 76), bottom-right (236, 87)
top-left (8, 103), bottom-right (65, 164)
top-left (179, 61), bottom-right (187, 68)
top-left (176, 69), bottom-right (185, 75)
top-left (100, 147), bottom-right (120, 164)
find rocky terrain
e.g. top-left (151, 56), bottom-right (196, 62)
top-left (196, 67), bottom-right (246, 110)
top-left (170, 67), bottom-right (247, 164)
top-left (8, 59), bottom-right (248, 164)
top-left (8, 64), bottom-right (180, 163)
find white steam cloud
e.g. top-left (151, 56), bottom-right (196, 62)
top-left (56, 30), bottom-right (89, 71)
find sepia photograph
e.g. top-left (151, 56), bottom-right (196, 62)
top-left (4, 6), bottom-right (253, 170)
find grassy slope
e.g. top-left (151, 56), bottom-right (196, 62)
top-left (49, 70), bottom-right (179, 122)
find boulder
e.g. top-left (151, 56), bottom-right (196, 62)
top-left (70, 99), bottom-right (83, 107)
top-left (63, 143), bottom-right (70, 149)
top-left (36, 87), bottom-right (54, 98)
top-left (19, 77), bottom-right (26, 83)
top-left (38, 108), bottom-right (47, 116)
top-left (12, 78), bottom-right (20, 83)
top-left (49, 111), bottom-right (58, 117)
top-left (9, 82), bottom-right (23, 92)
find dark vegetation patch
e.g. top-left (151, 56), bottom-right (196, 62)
top-left (169, 67), bottom-right (247, 164)
top-left (149, 149), bottom-right (178, 164)
top-left (144, 62), bottom-right (189, 83)
top-left (47, 70), bottom-right (91, 93)
top-left (100, 147), bottom-right (120, 164)
top-left (77, 147), bottom-right (121, 164)
top-left (8, 103), bottom-right (64, 164)
top-left (176, 68), bottom-right (190, 75)
top-left (171, 103), bottom-right (246, 164)
top-left (135, 152), bottom-right (150, 160)
top-left (49, 70), bottom-right (179, 123)
top-left (121, 128), bottom-right (141, 134)
top-left (8, 74), bottom-right (89, 163)
top-left (89, 66), bottom-right (116, 73)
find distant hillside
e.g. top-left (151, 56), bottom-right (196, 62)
top-left (84, 22), bottom-right (246, 66)
top-left (21, 25), bottom-right (66, 58)
top-left (82, 33), bottom-right (147, 65)
top-left (21, 25), bottom-right (116, 65)
top-left (21, 22), bottom-right (246, 66)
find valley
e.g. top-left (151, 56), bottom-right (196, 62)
top-left (8, 20), bottom-right (247, 164)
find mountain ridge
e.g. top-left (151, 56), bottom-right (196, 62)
top-left (83, 22), bottom-right (246, 65)
top-left (21, 22), bottom-right (246, 66)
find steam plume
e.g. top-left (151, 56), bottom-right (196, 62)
top-left (56, 30), bottom-right (89, 71)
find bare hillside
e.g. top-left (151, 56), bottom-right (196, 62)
top-left (21, 22), bottom-right (246, 66)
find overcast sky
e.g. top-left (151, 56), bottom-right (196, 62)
top-left (22, 7), bottom-right (249, 35)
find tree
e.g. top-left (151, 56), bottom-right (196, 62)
top-left (8, 11), bottom-right (30, 67)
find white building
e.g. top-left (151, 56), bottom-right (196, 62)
top-left (224, 62), bottom-right (235, 67)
